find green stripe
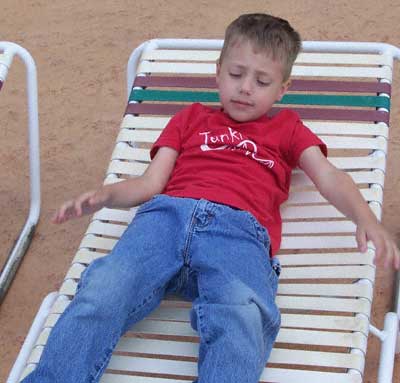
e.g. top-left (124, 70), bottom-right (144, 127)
top-left (131, 89), bottom-right (219, 103)
top-left (130, 89), bottom-right (390, 109)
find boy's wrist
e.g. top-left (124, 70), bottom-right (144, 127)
top-left (100, 185), bottom-right (114, 208)
top-left (352, 201), bottom-right (379, 226)
top-left (354, 213), bottom-right (379, 228)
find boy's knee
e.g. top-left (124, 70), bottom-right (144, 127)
top-left (192, 300), bottom-right (265, 341)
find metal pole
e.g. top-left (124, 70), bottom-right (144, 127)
top-left (0, 42), bottom-right (40, 303)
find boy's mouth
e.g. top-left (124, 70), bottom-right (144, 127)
top-left (231, 99), bottom-right (253, 107)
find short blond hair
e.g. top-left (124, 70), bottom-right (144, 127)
top-left (220, 13), bottom-right (301, 81)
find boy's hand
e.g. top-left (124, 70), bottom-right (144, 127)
top-left (356, 221), bottom-right (400, 269)
top-left (52, 189), bottom-right (110, 224)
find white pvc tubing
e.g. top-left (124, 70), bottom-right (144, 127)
top-left (0, 50), bottom-right (13, 83)
top-left (0, 42), bottom-right (40, 302)
top-left (378, 312), bottom-right (399, 382)
top-left (6, 292), bottom-right (58, 383)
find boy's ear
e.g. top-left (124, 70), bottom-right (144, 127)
top-left (277, 79), bottom-right (291, 101)
top-left (216, 59), bottom-right (221, 84)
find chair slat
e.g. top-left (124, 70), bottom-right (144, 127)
top-left (86, 221), bottom-right (127, 237)
top-left (280, 264), bottom-right (374, 280)
top-left (115, 337), bottom-right (364, 370)
top-left (100, 369), bottom-right (362, 383)
top-left (283, 220), bottom-right (355, 234)
top-left (286, 188), bottom-right (382, 204)
top-left (107, 161), bottom-right (147, 177)
top-left (79, 235), bottom-right (117, 251)
top-left (291, 170), bottom-right (384, 187)
top-left (121, 114), bottom-right (169, 130)
top-left (305, 121), bottom-right (388, 137)
top-left (111, 145), bottom-right (150, 162)
top-left (279, 251), bottom-right (374, 266)
top-left (138, 61), bottom-right (392, 79)
top-left (101, 374), bottom-right (190, 383)
top-left (282, 205), bottom-right (344, 219)
top-left (281, 235), bottom-right (358, 249)
top-left (117, 129), bottom-right (160, 143)
top-left (142, 49), bottom-right (392, 66)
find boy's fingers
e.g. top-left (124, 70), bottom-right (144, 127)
top-left (74, 199), bottom-right (83, 217)
top-left (52, 191), bottom-right (100, 225)
top-left (356, 227), bottom-right (367, 253)
top-left (74, 192), bottom-right (94, 216)
top-left (392, 242), bottom-right (400, 269)
top-left (55, 200), bottom-right (76, 223)
top-left (58, 203), bottom-right (69, 220)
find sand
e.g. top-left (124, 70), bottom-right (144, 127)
top-left (0, 1), bottom-right (399, 381)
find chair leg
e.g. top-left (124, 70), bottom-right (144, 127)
top-left (377, 312), bottom-right (399, 383)
top-left (7, 292), bottom-right (59, 383)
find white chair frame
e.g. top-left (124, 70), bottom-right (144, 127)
top-left (0, 42), bottom-right (40, 304)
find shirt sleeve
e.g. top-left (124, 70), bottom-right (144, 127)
top-left (150, 104), bottom-right (195, 160)
top-left (285, 116), bottom-right (328, 168)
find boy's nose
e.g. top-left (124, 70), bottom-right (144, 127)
top-left (239, 77), bottom-right (252, 95)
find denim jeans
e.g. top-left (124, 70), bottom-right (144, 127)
top-left (22, 195), bottom-right (281, 383)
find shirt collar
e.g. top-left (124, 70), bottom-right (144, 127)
top-left (218, 107), bottom-right (270, 125)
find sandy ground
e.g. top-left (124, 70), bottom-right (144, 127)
top-left (0, 1), bottom-right (399, 381)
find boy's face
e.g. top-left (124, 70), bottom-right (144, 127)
top-left (216, 39), bottom-right (290, 122)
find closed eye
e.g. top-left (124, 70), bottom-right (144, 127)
top-left (257, 80), bottom-right (271, 86)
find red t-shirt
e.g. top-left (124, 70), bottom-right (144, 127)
top-left (150, 103), bottom-right (327, 255)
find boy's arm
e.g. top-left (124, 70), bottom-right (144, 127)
top-left (299, 146), bottom-right (400, 269)
top-left (52, 146), bottom-right (178, 223)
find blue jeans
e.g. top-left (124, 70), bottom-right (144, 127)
top-left (22, 195), bottom-right (281, 383)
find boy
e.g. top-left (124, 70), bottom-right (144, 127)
top-left (23, 13), bottom-right (399, 383)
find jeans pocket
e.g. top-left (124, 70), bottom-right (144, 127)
top-left (242, 211), bottom-right (271, 251)
top-left (268, 257), bottom-right (281, 296)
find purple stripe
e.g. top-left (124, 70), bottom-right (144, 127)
top-left (290, 80), bottom-right (391, 94)
top-left (133, 76), bottom-right (391, 94)
top-left (289, 107), bottom-right (389, 124)
top-left (0, 81), bottom-right (3, 91)
top-left (125, 103), bottom-right (389, 124)
top-left (134, 76), bottom-right (216, 89)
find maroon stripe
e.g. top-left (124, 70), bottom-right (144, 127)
top-left (125, 103), bottom-right (185, 116)
top-left (0, 81), bottom-right (3, 91)
top-left (134, 76), bottom-right (216, 89)
top-left (290, 80), bottom-right (391, 94)
top-left (125, 103), bottom-right (389, 124)
top-left (133, 76), bottom-right (391, 94)
top-left (289, 107), bottom-right (389, 124)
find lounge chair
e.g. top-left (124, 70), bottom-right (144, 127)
top-left (0, 42), bottom-right (40, 304)
top-left (7, 39), bottom-right (400, 383)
